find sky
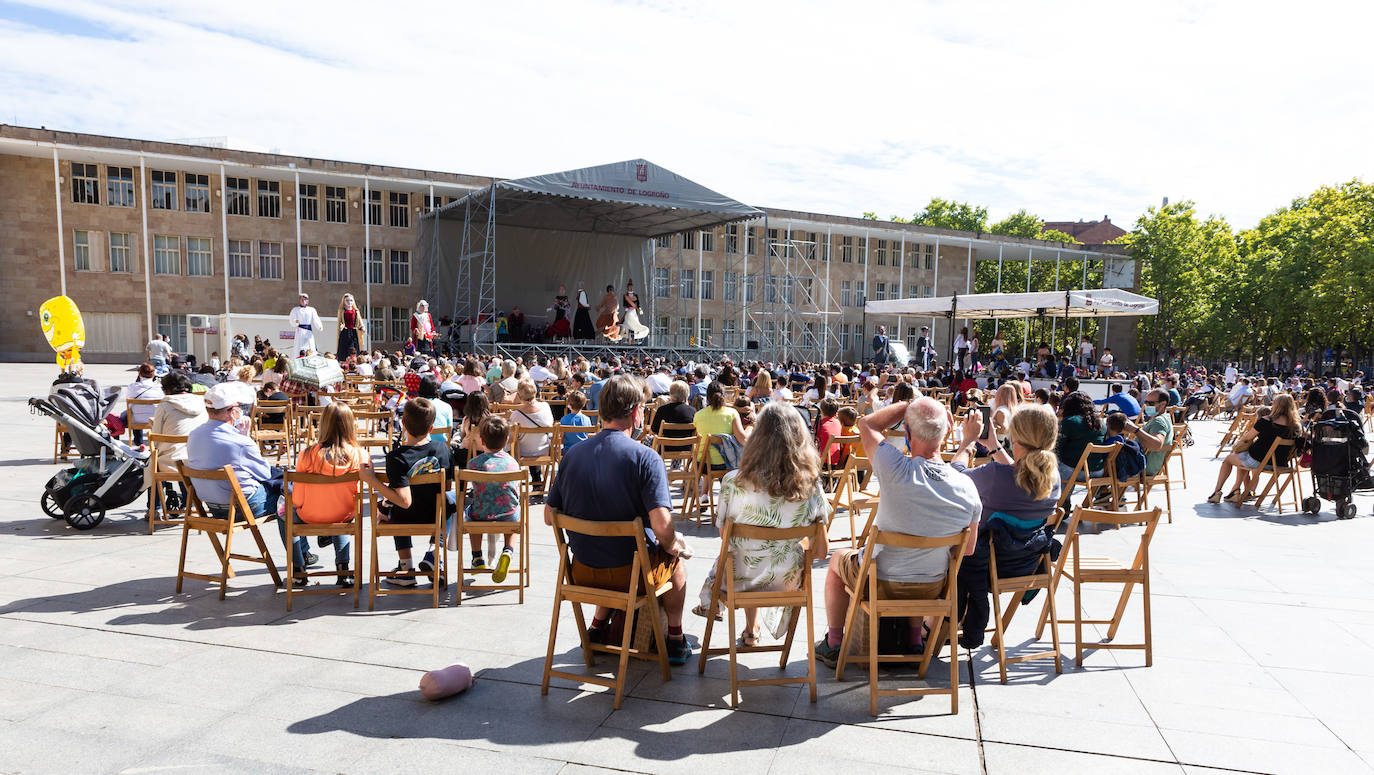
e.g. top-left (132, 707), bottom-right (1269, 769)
top-left (1, 0), bottom-right (1371, 231)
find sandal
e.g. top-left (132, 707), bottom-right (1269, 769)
top-left (691, 603), bottom-right (724, 621)
top-left (738, 631), bottom-right (761, 648)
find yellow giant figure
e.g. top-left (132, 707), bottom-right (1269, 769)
top-left (39, 296), bottom-right (85, 370)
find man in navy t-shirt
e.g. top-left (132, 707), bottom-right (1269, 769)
top-left (546, 374), bottom-right (691, 665)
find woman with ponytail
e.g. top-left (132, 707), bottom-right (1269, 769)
top-left (948, 404), bottom-right (1063, 650)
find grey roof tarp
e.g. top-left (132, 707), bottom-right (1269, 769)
top-left (864, 288), bottom-right (1159, 319)
top-left (427, 159), bottom-right (763, 238)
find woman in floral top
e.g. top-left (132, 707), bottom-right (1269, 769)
top-left (697, 402), bottom-right (830, 644)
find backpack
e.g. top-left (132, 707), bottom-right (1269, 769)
top-left (1110, 436), bottom-right (1146, 479)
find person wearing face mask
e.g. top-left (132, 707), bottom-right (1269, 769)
top-left (1120, 389), bottom-right (1175, 479)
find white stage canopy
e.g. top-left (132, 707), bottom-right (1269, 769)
top-left (864, 288), bottom-right (1158, 320)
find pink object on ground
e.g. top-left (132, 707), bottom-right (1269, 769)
top-left (419, 663), bottom-right (474, 701)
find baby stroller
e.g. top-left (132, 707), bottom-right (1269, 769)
top-left (1302, 409), bottom-right (1373, 519)
top-left (30, 382), bottom-right (148, 529)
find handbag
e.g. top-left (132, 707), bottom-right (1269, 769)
top-left (1231, 438), bottom-right (1252, 456)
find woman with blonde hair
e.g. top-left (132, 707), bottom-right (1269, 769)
top-left (991, 381), bottom-right (1023, 439)
top-left (949, 403), bottom-right (1062, 650)
top-left (694, 402), bottom-right (830, 646)
top-left (336, 293), bottom-right (366, 358)
top-left (285, 402), bottom-right (365, 587)
top-left (747, 369), bottom-right (772, 402)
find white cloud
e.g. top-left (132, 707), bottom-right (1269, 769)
top-left (2, 0), bottom-right (1372, 229)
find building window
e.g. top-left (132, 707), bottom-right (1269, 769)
top-left (258, 241), bottom-right (283, 280)
top-left (744, 274), bottom-right (756, 303)
top-left (700, 270), bottom-right (713, 300)
top-left (367, 190), bottom-right (383, 226)
top-left (257, 179), bottom-right (281, 218)
top-left (841, 236), bottom-right (853, 263)
top-left (841, 280), bottom-right (852, 308)
top-left (326, 185), bottom-right (348, 223)
top-left (856, 281), bottom-right (866, 306)
top-left (228, 240), bottom-right (252, 278)
top-left (153, 235), bottom-right (181, 275)
top-left (654, 316), bottom-right (669, 341)
top-left (924, 285), bottom-right (934, 297)
top-left (723, 271), bottom-right (737, 302)
top-left (925, 244), bottom-right (934, 270)
top-left (722, 319), bottom-right (737, 348)
top-left (701, 231), bottom-right (714, 252)
top-left (71, 163), bottom-right (99, 204)
top-left (73, 230), bottom-right (91, 271)
top-left (909, 284), bottom-right (918, 298)
top-left (767, 228), bottom-right (779, 254)
top-left (907, 327), bottom-right (917, 350)
top-left (801, 277), bottom-right (813, 301)
top-left (840, 323), bottom-right (850, 351)
top-left (187, 237), bottom-right (212, 276)
top-left (423, 194), bottom-right (444, 211)
top-left (782, 276), bottom-right (795, 304)
top-left (725, 224), bottom-right (739, 254)
top-left (106, 166), bottom-right (134, 207)
top-left (678, 317), bottom-right (694, 344)
top-left (390, 307), bottom-right (408, 343)
top-left (699, 318), bottom-right (713, 345)
top-left (366, 249), bottom-right (384, 284)
top-left (389, 249), bottom-right (410, 285)
top-left (369, 306), bottom-right (385, 344)
top-left (109, 232), bottom-right (132, 273)
top-left (857, 237), bottom-right (867, 264)
top-left (226, 177), bottom-right (250, 215)
top-left (875, 282), bottom-right (886, 302)
top-left (326, 245), bottom-right (348, 283)
top-left (656, 234), bottom-right (673, 250)
top-left (765, 275), bottom-right (778, 303)
top-left (763, 320), bottom-right (776, 348)
top-left (185, 173), bottom-right (210, 212)
top-left (875, 239), bottom-right (887, 266)
top-left (681, 231), bottom-right (697, 250)
top-left (298, 184), bottom-right (319, 221)
top-left (680, 269), bottom-right (695, 299)
top-left (747, 227), bottom-right (757, 255)
top-left (654, 267), bottom-right (670, 298)
top-left (389, 191), bottom-right (410, 228)
top-left (157, 314), bottom-right (188, 353)
top-left (300, 244), bottom-right (321, 283)
top-left (150, 170), bottom-right (177, 210)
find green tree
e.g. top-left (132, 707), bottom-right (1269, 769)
top-left (910, 198), bottom-right (988, 232)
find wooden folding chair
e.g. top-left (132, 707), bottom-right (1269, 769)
top-left (987, 508), bottom-right (1065, 683)
top-left (1215, 407), bottom-right (1256, 458)
top-left (650, 425), bottom-right (700, 520)
top-left (125, 398), bottom-right (161, 444)
top-left (541, 514), bottom-right (672, 709)
top-left (453, 468), bottom-right (531, 605)
top-left (1138, 444), bottom-right (1175, 524)
top-left (251, 401), bottom-right (293, 461)
top-left (511, 425), bottom-right (557, 495)
top-left (691, 434), bottom-right (734, 523)
top-left (368, 470), bottom-right (447, 610)
top-left (1041, 507), bottom-right (1162, 667)
top-left (356, 410), bottom-right (394, 460)
top-left (174, 463), bottom-right (284, 600)
top-left (1167, 422), bottom-right (1188, 488)
top-left (820, 433), bottom-right (857, 494)
top-left (1056, 443), bottom-right (1124, 513)
top-left (698, 520), bottom-right (826, 707)
top-left (835, 526), bottom-right (973, 716)
top-left (53, 422), bottom-right (75, 464)
top-left (293, 404), bottom-right (326, 452)
top-left (828, 447), bottom-right (879, 549)
top-left (283, 470), bottom-right (365, 610)
top-left (145, 433), bottom-right (189, 534)
top-left (1252, 437), bottom-right (1302, 514)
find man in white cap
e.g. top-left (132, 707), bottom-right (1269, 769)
top-left (187, 382), bottom-right (313, 582)
top-left (289, 293), bottom-right (323, 357)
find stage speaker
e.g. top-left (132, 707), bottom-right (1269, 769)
top-left (746, 340), bottom-right (759, 350)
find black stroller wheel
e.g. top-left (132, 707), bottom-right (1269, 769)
top-left (1338, 502), bottom-right (1358, 520)
top-left (64, 495), bottom-right (106, 530)
top-left (1302, 496), bottom-right (1321, 515)
top-left (41, 491), bottom-right (66, 519)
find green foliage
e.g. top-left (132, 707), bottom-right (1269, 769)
top-left (910, 198), bottom-right (989, 232)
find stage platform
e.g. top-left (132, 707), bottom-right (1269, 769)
top-left (486, 340), bottom-right (747, 365)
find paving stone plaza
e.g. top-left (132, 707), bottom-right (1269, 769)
top-left (3, 363), bottom-right (1372, 775)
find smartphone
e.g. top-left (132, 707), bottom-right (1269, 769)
top-left (978, 405), bottom-right (993, 441)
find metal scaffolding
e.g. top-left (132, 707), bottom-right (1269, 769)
top-left (452, 184), bottom-right (497, 353)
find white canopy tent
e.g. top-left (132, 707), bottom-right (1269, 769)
top-left (864, 288), bottom-right (1158, 358)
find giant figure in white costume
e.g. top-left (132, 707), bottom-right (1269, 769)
top-left (289, 292), bottom-right (324, 356)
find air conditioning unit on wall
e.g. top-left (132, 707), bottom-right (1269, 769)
top-left (189, 314), bottom-right (211, 328)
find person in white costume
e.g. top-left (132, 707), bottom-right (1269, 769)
top-left (289, 293), bottom-right (324, 357)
